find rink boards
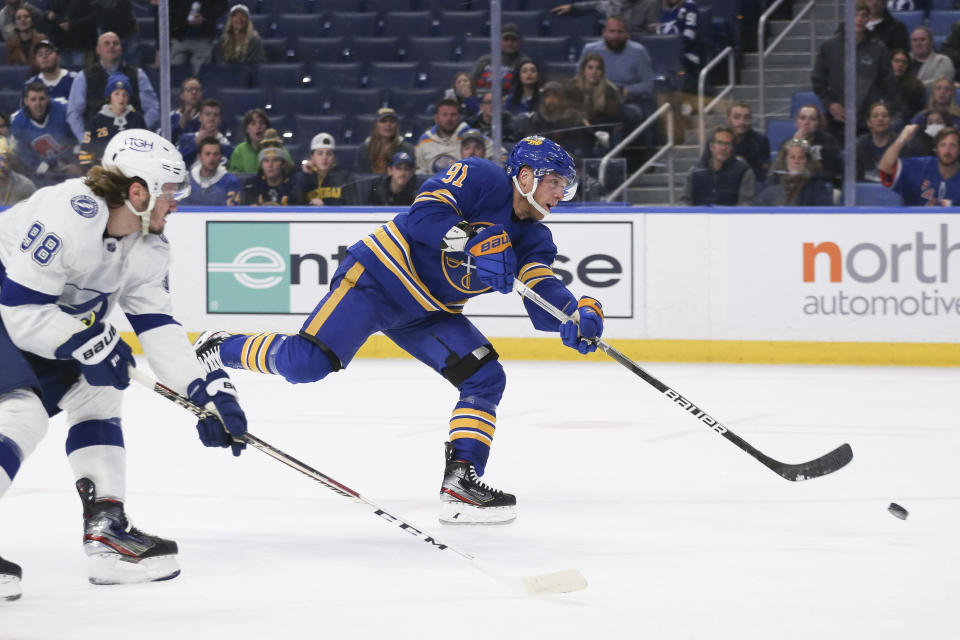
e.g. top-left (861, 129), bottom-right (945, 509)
top-left (138, 206), bottom-right (960, 366)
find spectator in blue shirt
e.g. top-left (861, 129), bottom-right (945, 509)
top-left (176, 99), bottom-right (232, 168)
top-left (24, 40), bottom-right (77, 102)
top-left (185, 136), bottom-right (242, 206)
top-left (879, 123), bottom-right (960, 206)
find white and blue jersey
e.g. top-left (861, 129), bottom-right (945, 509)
top-left (24, 69), bottom-right (78, 103)
top-left (658, 0), bottom-right (700, 67)
top-left (185, 164), bottom-right (242, 206)
top-left (880, 156), bottom-right (960, 206)
top-left (10, 99), bottom-right (77, 173)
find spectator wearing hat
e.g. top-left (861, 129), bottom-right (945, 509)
top-left (66, 31), bottom-right (160, 143)
top-left (242, 129), bottom-right (297, 206)
top-left (470, 22), bottom-right (528, 93)
top-left (294, 132), bottom-right (358, 206)
top-left (355, 107), bottom-right (415, 175)
top-left (228, 108), bottom-right (291, 173)
top-left (25, 39), bottom-right (77, 102)
top-left (460, 128), bottom-right (486, 160)
top-left (6, 5), bottom-right (45, 66)
top-left (11, 81), bottom-right (79, 180)
top-left (415, 97), bottom-right (471, 174)
top-left (80, 71), bottom-right (146, 164)
top-left (176, 98), bottom-right (233, 168)
top-left (185, 135), bottom-right (242, 206)
top-left (169, 0), bottom-right (228, 75)
top-left (367, 150), bottom-right (417, 206)
top-left (218, 4), bottom-right (265, 64)
top-left (0, 139), bottom-right (35, 205)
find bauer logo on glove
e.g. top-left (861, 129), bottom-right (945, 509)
top-left (469, 230), bottom-right (511, 256)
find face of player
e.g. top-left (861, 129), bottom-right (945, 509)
top-left (515, 168), bottom-right (568, 221)
top-left (35, 46), bottom-right (57, 72)
top-left (130, 183), bottom-right (180, 234)
top-left (795, 107), bottom-right (819, 138)
top-left (199, 143), bottom-right (222, 173)
top-left (785, 146), bottom-right (808, 175)
top-left (602, 18), bottom-right (629, 52)
top-left (96, 32), bottom-right (122, 67)
top-left (519, 62), bottom-right (538, 87)
top-left (310, 148), bottom-right (335, 172)
top-left (583, 59), bottom-right (603, 85)
top-left (24, 89), bottom-right (48, 119)
top-left (911, 29), bottom-right (932, 58)
top-left (180, 80), bottom-right (202, 107)
top-left (709, 131), bottom-right (735, 163)
top-left (890, 52), bottom-right (909, 77)
top-left (936, 132), bottom-right (959, 166)
top-left (460, 139), bottom-right (484, 159)
top-left (376, 117), bottom-right (397, 138)
top-left (867, 105), bottom-right (891, 134)
top-left (109, 88), bottom-right (129, 111)
top-left (434, 105), bottom-right (460, 137)
top-left (727, 106), bottom-right (752, 136)
top-left (247, 115), bottom-right (266, 144)
top-left (387, 162), bottom-right (414, 188)
top-left (261, 155), bottom-right (284, 179)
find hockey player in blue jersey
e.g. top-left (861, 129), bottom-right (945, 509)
top-left (0, 129), bottom-right (248, 600)
top-left (194, 136), bottom-right (604, 525)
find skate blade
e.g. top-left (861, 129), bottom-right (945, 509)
top-left (439, 501), bottom-right (516, 525)
top-left (87, 553), bottom-right (180, 585)
top-left (0, 575), bottom-right (22, 601)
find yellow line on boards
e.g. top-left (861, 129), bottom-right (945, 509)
top-left (122, 332), bottom-right (960, 367)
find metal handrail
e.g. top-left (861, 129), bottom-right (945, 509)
top-left (758, 0), bottom-right (816, 127)
top-left (601, 102), bottom-right (674, 203)
top-left (697, 46), bottom-right (736, 150)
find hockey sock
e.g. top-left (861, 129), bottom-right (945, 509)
top-left (224, 332), bottom-right (287, 374)
top-left (448, 400), bottom-right (496, 476)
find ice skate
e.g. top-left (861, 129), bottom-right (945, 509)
top-left (193, 330), bottom-right (230, 373)
top-left (77, 478), bottom-right (180, 585)
top-left (0, 556), bottom-right (22, 601)
top-left (439, 443), bottom-right (516, 524)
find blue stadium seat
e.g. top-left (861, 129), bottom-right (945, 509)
top-left (791, 90), bottom-right (824, 118)
top-left (765, 118), bottom-right (795, 151)
top-left (0, 90), bottom-right (21, 115)
top-left (295, 36), bottom-right (345, 63)
top-left (131, 2), bottom-right (155, 18)
top-left (308, 62), bottom-right (364, 91)
top-left (272, 88), bottom-right (322, 116)
top-left (523, 36), bottom-right (573, 64)
top-left (249, 14), bottom-right (274, 37)
top-left (636, 35), bottom-right (684, 75)
top-left (333, 143), bottom-right (360, 171)
top-left (294, 113), bottom-right (348, 141)
top-left (276, 14), bottom-right (325, 40)
top-left (261, 37), bottom-right (292, 63)
top-left (933, 0), bottom-right (955, 9)
top-left (344, 37), bottom-right (401, 63)
top-left (406, 36), bottom-right (458, 63)
top-left (314, 0), bottom-right (358, 12)
top-left (367, 0), bottom-right (415, 12)
top-left (545, 12), bottom-right (599, 38)
top-left (892, 11), bottom-right (925, 35)
top-left (144, 64), bottom-right (192, 95)
top-left (137, 17), bottom-right (157, 39)
top-left (197, 63), bottom-right (254, 90)
top-left (929, 10), bottom-right (960, 37)
top-left (255, 63), bottom-right (308, 91)
top-left (330, 87), bottom-right (386, 115)
top-left (351, 114), bottom-right (376, 140)
top-left (435, 10), bottom-right (489, 38)
top-left (502, 10), bottom-right (546, 37)
top-left (217, 88), bottom-right (265, 120)
top-left (0, 65), bottom-right (31, 88)
top-left (462, 36), bottom-right (491, 60)
top-left (367, 62), bottom-right (421, 88)
top-left (411, 113), bottom-right (436, 139)
top-left (420, 0), bottom-right (473, 11)
top-left (270, 0), bottom-right (315, 14)
top-left (854, 183), bottom-right (904, 206)
top-left (544, 60), bottom-right (577, 81)
top-left (325, 12), bottom-right (380, 38)
top-left (426, 61), bottom-right (470, 87)
top-left (382, 11), bottom-right (435, 38)
top-left (387, 87), bottom-right (440, 115)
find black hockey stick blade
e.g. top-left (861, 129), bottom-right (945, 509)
top-left (760, 442), bottom-right (853, 482)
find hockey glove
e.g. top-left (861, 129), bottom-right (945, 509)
top-left (464, 224), bottom-right (517, 294)
top-left (55, 320), bottom-right (135, 389)
top-left (188, 369), bottom-right (247, 456)
top-left (560, 297), bottom-right (604, 354)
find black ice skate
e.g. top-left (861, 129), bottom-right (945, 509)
top-left (0, 556), bottom-right (22, 601)
top-left (440, 442), bottom-right (516, 525)
top-left (76, 478), bottom-right (180, 585)
top-left (193, 330), bottom-right (230, 373)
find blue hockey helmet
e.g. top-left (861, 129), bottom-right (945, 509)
top-left (506, 135), bottom-right (578, 204)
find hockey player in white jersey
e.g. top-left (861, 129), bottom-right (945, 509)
top-left (0, 129), bottom-right (248, 600)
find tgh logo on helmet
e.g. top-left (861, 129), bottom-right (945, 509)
top-left (126, 136), bottom-right (155, 152)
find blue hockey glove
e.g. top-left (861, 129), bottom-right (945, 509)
top-left (560, 297), bottom-right (604, 354)
top-left (187, 369), bottom-right (247, 456)
top-left (465, 224), bottom-right (517, 294)
top-left (55, 320), bottom-right (135, 389)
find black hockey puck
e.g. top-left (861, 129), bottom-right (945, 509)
top-left (887, 502), bottom-right (908, 520)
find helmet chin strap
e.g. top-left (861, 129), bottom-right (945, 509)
top-left (124, 194), bottom-right (157, 236)
top-left (511, 174), bottom-right (550, 217)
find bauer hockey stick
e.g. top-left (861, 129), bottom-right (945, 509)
top-left (127, 367), bottom-right (587, 596)
top-left (514, 281), bottom-right (853, 482)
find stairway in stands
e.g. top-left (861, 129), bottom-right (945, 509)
top-left (625, 0), bottom-right (843, 206)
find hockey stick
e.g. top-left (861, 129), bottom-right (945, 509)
top-left (514, 281), bottom-right (853, 481)
top-left (127, 367), bottom-right (587, 595)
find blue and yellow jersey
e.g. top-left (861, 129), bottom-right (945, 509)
top-left (347, 157), bottom-right (577, 326)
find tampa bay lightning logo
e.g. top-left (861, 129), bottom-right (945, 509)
top-left (70, 195), bottom-right (99, 218)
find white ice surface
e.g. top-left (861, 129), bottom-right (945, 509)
top-left (1, 358), bottom-right (957, 639)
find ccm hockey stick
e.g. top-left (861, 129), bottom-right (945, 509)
top-left (128, 367), bottom-right (587, 595)
top-left (514, 281), bottom-right (853, 481)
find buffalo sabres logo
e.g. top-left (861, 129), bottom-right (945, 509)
top-left (70, 194), bottom-right (99, 218)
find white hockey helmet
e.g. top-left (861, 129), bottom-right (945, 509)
top-left (101, 128), bottom-right (190, 234)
